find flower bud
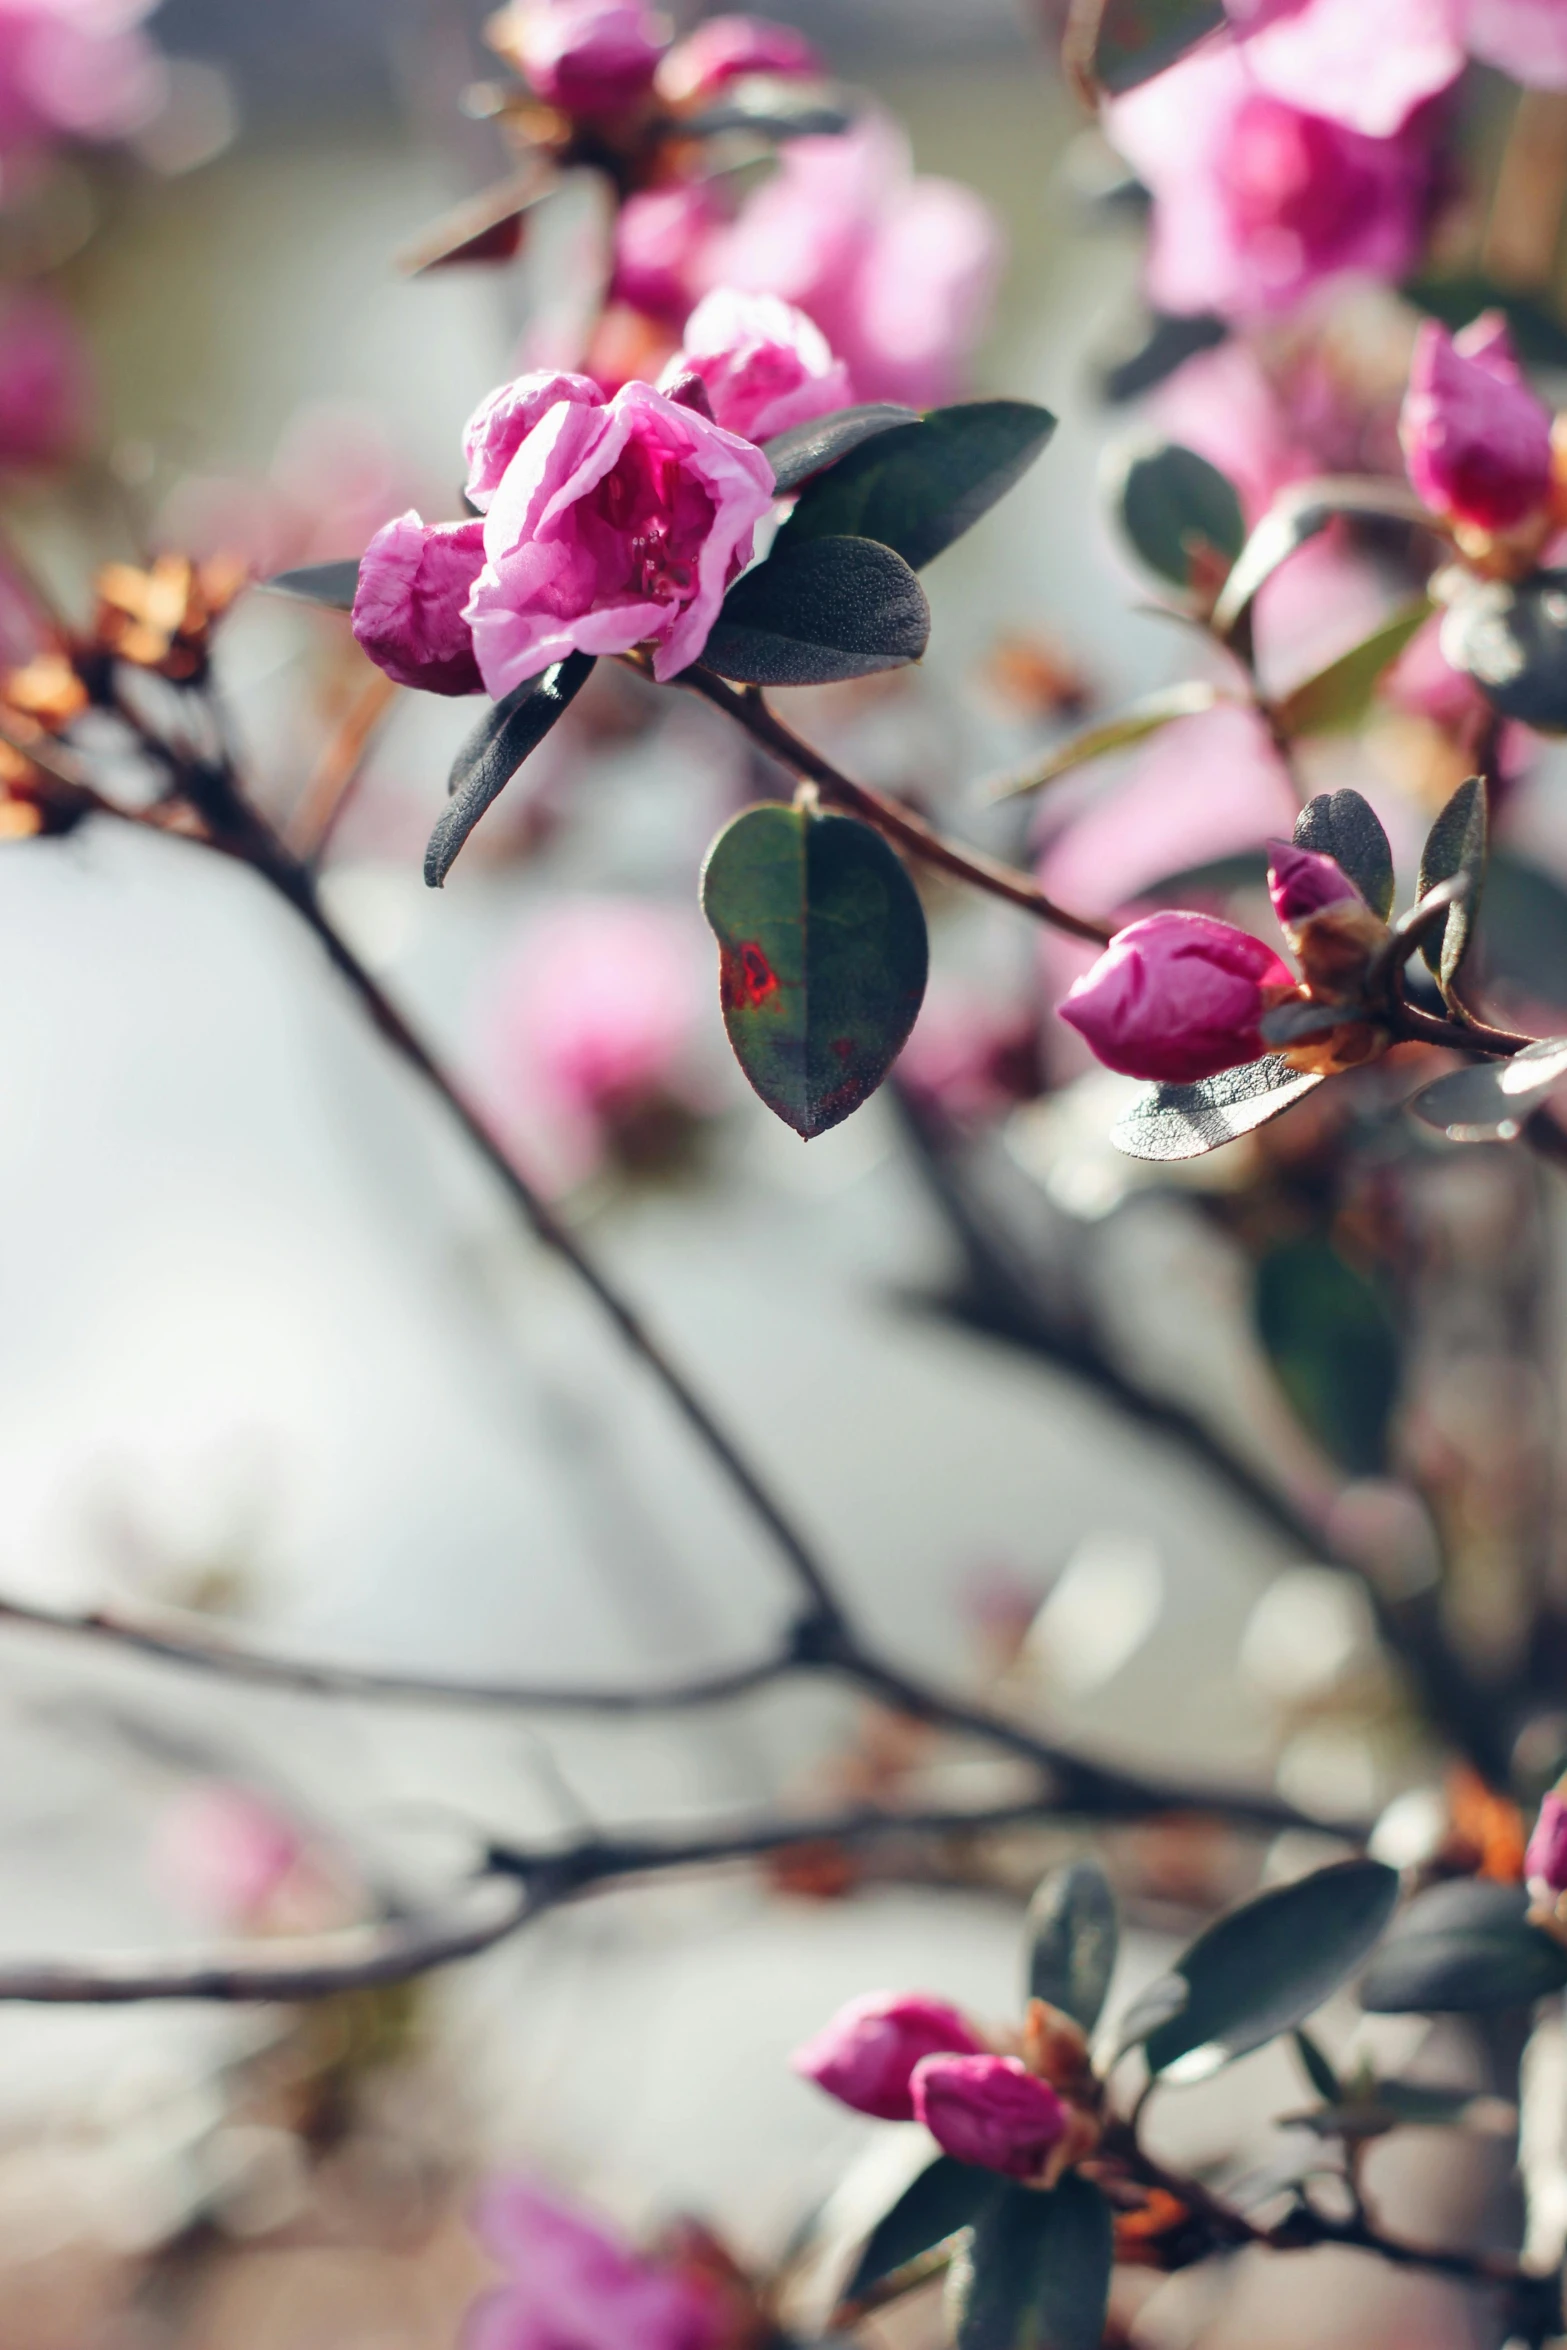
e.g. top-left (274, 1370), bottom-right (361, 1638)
top-left (1400, 314), bottom-right (1554, 536)
top-left (791, 1991), bottom-right (985, 2121)
top-left (1527, 1790), bottom-right (1567, 1894)
top-left (1265, 840), bottom-right (1389, 1028)
top-left (1058, 910), bottom-right (1296, 1086)
top-left (656, 15), bottom-right (823, 106)
top-left (659, 288), bottom-right (853, 444)
top-left (351, 511), bottom-right (484, 696)
top-left (1267, 841), bottom-right (1362, 929)
top-left (910, 2053), bottom-right (1067, 2180)
top-left (501, 0), bottom-right (670, 117)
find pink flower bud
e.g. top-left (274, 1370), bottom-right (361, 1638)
top-left (463, 370), bottom-right (604, 512)
top-left (1400, 315), bottom-right (1554, 534)
top-left (656, 15), bottom-right (823, 106)
top-left (791, 1991), bottom-right (986, 2121)
top-left (911, 2054), bottom-right (1068, 2179)
top-left (612, 185), bottom-right (723, 327)
top-left (507, 0), bottom-right (669, 116)
top-left (659, 289), bottom-right (853, 444)
top-left (351, 511), bottom-right (484, 695)
top-left (1267, 840), bottom-right (1362, 929)
top-left (1527, 1790), bottom-right (1567, 1893)
top-left (1058, 909), bottom-right (1296, 1086)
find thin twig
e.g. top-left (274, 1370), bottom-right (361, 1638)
top-left (288, 670), bottom-right (398, 862)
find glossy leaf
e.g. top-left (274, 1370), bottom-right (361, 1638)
top-left (700, 803), bottom-right (929, 1136)
top-left (1254, 1239), bottom-right (1398, 1477)
top-left (843, 2156), bottom-right (999, 2305)
top-left (1111, 442), bottom-right (1244, 592)
top-left (703, 535), bottom-right (930, 686)
top-left (1211, 476), bottom-right (1434, 640)
top-left (762, 403), bottom-right (920, 497)
top-left (1139, 1860), bottom-right (1400, 2078)
top-left (949, 2177), bottom-right (1113, 2350)
top-left (990, 681), bottom-right (1229, 801)
top-left (775, 401), bottom-right (1057, 571)
top-left (265, 558), bottom-right (361, 611)
top-left (1441, 569), bottom-right (1567, 730)
top-left (424, 653), bottom-right (595, 887)
top-left (1361, 1880), bottom-right (1567, 2013)
top-left (1109, 1056), bottom-right (1323, 1163)
top-left (1292, 2028), bottom-right (1341, 2104)
top-left (1273, 601), bottom-right (1433, 740)
top-left (1292, 789), bottom-right (1395, 922)
top-left (1408, 1036), bottom-right (1567, 1143)
top-left (1417, 775), bottom-right (1488, 988)
top-left (1089, 0), bottom-right (1225, 94)
top-left (1025, 1863), bottom-right (1119, 2032)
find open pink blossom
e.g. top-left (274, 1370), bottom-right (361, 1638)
top-left (464, 378), bottom-right (774, 691)
top-left (660, 288), bottom-right (852, 443)
top-left (656, 13), bottom-right (822, 104)
top-left (464, 370), bottom-right (604, 512)
top-left (0, 287), bottom-right (90, 466)
top-left (503, 0), bottom-right (669, 116)
top-left (1400, 314), bottom-right (1554, 533)
top-left (0, 0), bottom-right (165, 155)
top-left (791, 1990), bottom-right (987, 2122)
top-left (467, 2177), bottom-right (724, 2350)
top-left (1467, 0), bottom-right (1567, 86)
top-left (911, 2054), bottom-right (1068, 2180)
top-left (352, 511), bottom-right (485, 695)
top-left (1059, 909), bottom-right (1296, 1084)
top-left (612, 184), bottom-right (725, 328)
top-left (1225, 0), bottom-right (1567, 129)
top-left (1527, 1790), bottom-right (1567, 1893)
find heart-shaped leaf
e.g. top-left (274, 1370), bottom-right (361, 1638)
top-left (1086, 0), bottom-right (1225, 93)
top-left (1110, 441), bottom-right (1244, 593)
top-left (948, 2177), bottom-right (1112, 2350)
top-left (701, 803), bottom-right (929, 1136)
top-left (842, 2156), bottom-right (1000, 2307)
top-left (1441, 569), bottom-right (1567, 729)
top-left (1273, 600), bottom-right (1433, 740)
top-left (1417, 774), bottom-right (1488, 988)
top-left (1292, 789), bottom-right (1395, 921)
top-left (702, 535), bottom-right (930, 686)
top-left (1360, 1880), bottom-right (1567, 2012)
top-left (1408, 1036), bottom-right (1567, 1142)
top-left (264, 559), bottom-right (361, 611)
top-left (990, 681), bottom-right (1229, 802)
top-left (1025, 1863), bottom-right (1119, 2033)
top-left (1137, 1859), bottom-right (1400, 2079)
top-left (1211, 476), bottom-right (1434, 640)
top-left (775, 401), bottom-right (1057, 571)
top-left (425, 652), bottom-right (595, 886)
top-left (762, 403), bottom-right (920, 497)
top-left (1109, 1057), bottom-right (1324, 1163)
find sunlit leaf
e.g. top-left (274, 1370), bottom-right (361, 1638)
top-left (1110, 442), bottom-right (1244, 593)
top-left (1441, 569), bottom-right (1567, 731)
top-left (1408, 1036), bottom-right (1567, 1143)
top-left (775, 402), bottom-right (1057, 571)
top-left (1360, 1880), bottom-right (1567, 2013)
top-left (948, 2177), bottom-right (1113, 2350)
top-left (842, 2156), bottom-right (999, 2306)
top-left (1292, 789), bottom-right (1395, 922)
top-left (1025, 1862), bottom-right (1119, 2032)
top-left (1211, 477), bottom-right (1435, 640)
top-left (703, 535), bottom-right (930, 686)
top-left (1109, 1056), bottom-right (1323, 1162)
top-left (762, 403), bottom-right (920, 497)
top-left (1416, 774), bottom-right (1487, 988)
top-left (424, 653), bottom-right (595, 887)
top-left (1273, 601), bottom-right (1433, 740)
top-left (264, 559), bottom-right (360, 611)
top-left (990, 681), bottom-right (1229, 801)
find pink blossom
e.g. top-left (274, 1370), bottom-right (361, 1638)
top-left (1381, 608), bottom-right (1490, 731)
top-left (896, 983), bottom-right (1039, 1122)
top-left (464, 370), bottom-right (604, 512)
top-left (0, 0), bottom-right (165, 155)
top-left (1267, 840), bottom-right (1361, 927)
top-left (1527, 1791), bottom-right (1567, 1892)
top-left (1467, 0), bottom-right (1567, 86)
top-left (791, 1990), bottom-right (987, 2122)
top-left (1058, 909), bottom-right (1295, 1084)
top-left (911, 2054), bottom-right (1068, 2179)
top-left (1226, 0), bottom-right (1465, 138)
top-left (504, 0), bottom-right (669, 116)
top-left (153, 1782), bottom-right (303, 1929)
top-left (464, 378), bottom-right (774, 691)
top-left (467, 2178), bottom-right (724, 2350)
top-left (1400, 314), bottom-right (1554, 533)
top-left (1109, 38), bottom-right (1439, 318)
top-left (352, 511), bottom-right (485, 695)
top-left (660, 288), bottom-right (852, 443)
top-left (0, 288), bottom-right (90, 466)
top-left (611, 184), bottom-right (724, 328)
top-left (656, 14), bottom-right (822, 104)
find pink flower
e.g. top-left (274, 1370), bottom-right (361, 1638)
top-left (1381, 607), bottom-right (1491, 731)
top-left (1058, 909), bottom-right (1296, 1085)
top-left (1225, 0), bottom-right (1465, 138)
top-left (1467, 0), bottom-right (1567, 86)
top-left (612, 185), bottom-right (724, 328)
top-left (896, 983), bottom-right (1039, 1123)
top-left (464, 378), bottom-right (774, 691)
top-left (1267, 840), bottom-right (1362, 928)
top-left (352, 511), bottom-right (485, 695)
top-left (656, 13), bottom-right (822, 104)
top-left (0, 0), bottom-right (165, 155)
top-left (911, 2054), bottom-right (1068, 2180)
top-left (1400, 313), bottom-right (1554, 533)
top-left (791, 1990), bottom-right (987, 2122)
top-left (503, 0), bottom-right (669, 115)
top-left (659, 288), bottom-right (853, 443)
top-left (0, 288), bottom-right (90, 466)
top-left (1527, 1791), bottom-right (1567, 1893)
top-left (464, 370), bottom-right (604, 512)
top-left (1109, 38), bottom-right (1440, 318)
top-left (153, 1783), bottom-right (303, 1929)
top-left (467, 2178), bottom-right (724, 2350)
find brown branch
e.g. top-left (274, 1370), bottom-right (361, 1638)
top-left (288, 670), bottom-right (398, 862)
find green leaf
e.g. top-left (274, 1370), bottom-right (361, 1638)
top-left (1482, 852), bottom-right (1567, 1009)
top-left (1292, 790), bottom-right (1395, 922)
top-left (1408, 1036), bottom-right (1567, 1143)
top-left (1110, 442), bottom-right (1245, 593)
top-left (1109, 1057), bottom-right (1324, 1164)
top-left (700, 803), bottom-right (929, 1137)
top-left (1273, 600), bottom-right (1433, 740)
top-left (1211, 476), bottom-right (1434, 640)
top-left (949, 2177), bottom-right (1113, 2350)
top-left (425, 653), bottom-right (595, 887)
top-left (1360, 1880), bottom-right (1567, 2013)
top-left (775, 401), bottom-right (1057, 571)
top-left (843, 2156), bottom-right (1000, 2305)
top-left (1417, 774), bottom-right (1488, 989)
top-left (1292, 2028), bottom-right (1341, 2104)
top-left (762, 403), bottom-right (920, 498)
top-left (1441, 569), bottom-right (1567, 731)
top-left (1138, 1859), bottom-right (1400, 2078)
top-left (1025, 1863), bottom-right (1119, 2032)
top-left (990, 681), bottom-right (1229, 802)
top-left (1254, 1239), bottom-right (1399, 1478)
top-left (1089, 0), bottom-right (1225, 93)
top-left (1102, 311), bottom-right (1228, 405)
top-left (683, 92), bottom-right (855, 140)
top-left (702, 535), bottom-right (930, 686)
top-left (264, 558), bottom-right (361, 611)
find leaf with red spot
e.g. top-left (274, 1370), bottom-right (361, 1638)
top-left (700, 803), bottom-right (928, 1137)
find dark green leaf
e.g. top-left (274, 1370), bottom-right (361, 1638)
top-left (1404, 273), bottom-right (1567, 368)
top-left (990, 681), bottom-right (1230, 802)
top-left (762, 404), bottom-right (920, 497)
top-left (1025, 1863), bottom-right (1119, 2032)
top-left (1139, 1860), bottom-right (1400, 2078)
top-left (1481, 852), bottom-right (1567, 1008)
top-left (683, 96), bottom-right (854, 140)
top-left (1255, 1239), bottom-right (1399, 1477)
top-left (949, 2177), bottom-right (1113, 2350)
top-left (1101, 311), bottom-right (1227, 405)
top-left (775, 401), bottom-right (1057, 571)
top-left (1211, 476), bottom-right (1434, 640)
top-left (700, 803), bottom-right (929, 1136)
top-left (1292, 2028), bottom-right (1341, 2104)
top-left (703, 535), bottom-right (930, 686)
top-left (1110, 442), bottom-right (1244, 593)
top-left (1373, 2080), bottom-right (1486, 2127)
top-left (1090, 0), bottom-right (1225, 94)
top-left (264, 559), bottom-right (361, 611)
top-left (1292, 789), bottom-right (1395, 922)
top-left (1408, 1036), bottom-right (1567, 1143)
top-left (1109, 1057), bottom-right (1323, 1164)
top-left (843, 2156), bottom-right (999, 2305)
top-left (1111, 1973), bottom-right (1188, 2061)
top-left (1273, 601), bottom-right (1433, 740)
top-left (1441, 570), bottom-right (1567, 730)
top-left (424, 653), bottom-right (595, 887)
top-left (1361, 1880), bottom-right (1567, 2013)
top-left (1417, 775), bottom-right (1488, 988)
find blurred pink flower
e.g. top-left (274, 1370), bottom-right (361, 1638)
top-left (1059, 908), bottom-right (1295, 1083)
top-left (1226, 0), bottom-right (1567, 127)
top-left (895, 983), bottom-right (1039, 1122)
top-left (911, 2053), bottom-right (1068, 2178)
top-left (0, 287), bottom-right (90, 466)
top-left (153, 1782), bottom-right (303, 1929)
top-left (1381, 607), bottom-right (1490, 731)
top-left (0, 0), bottom-right (165, 155)
top-left (156, 402), bottom-right (431, 579)
top-left (505, 0), bottom-right (669, 116)
top-left (467, 2178), bottom-right (725, 2350)
top-left (1467, 0), bottom-right (1567, 85)
top-left (611, 184), bottom-right (725, 329)
top-left (352, 511), bottom-right (485, 695)
top-left (1527, 1789), bottom-right (1567, 1893)
top-left (657, 14), bottom-right (821, 104)
top-left (660, 287), bottom-right (852, 442)
top-left (1400, 312), bottom-right (1554, 533)
top-left (792, 1990), bottom-right (987, 2121)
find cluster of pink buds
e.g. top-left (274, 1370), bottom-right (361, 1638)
top-left (489, 5), bottom-right (822, 125)
top-left (1399, 311), bottom-right (1564, 569)
top-left (792, 1987), bottom-right (1102, 2187)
